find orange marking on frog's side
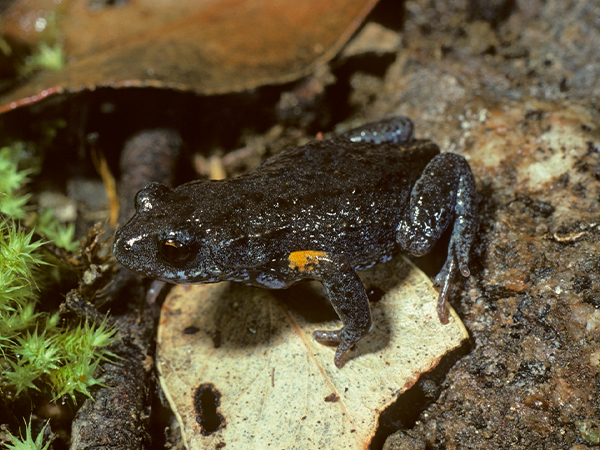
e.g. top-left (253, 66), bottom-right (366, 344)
top-left (288, 250), bottom-right (328, 272)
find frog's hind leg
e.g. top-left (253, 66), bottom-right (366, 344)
top-left (396, 152), bottom-right (477, 324)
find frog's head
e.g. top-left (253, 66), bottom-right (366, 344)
top-left (113, 182), bottom-right (224, 283)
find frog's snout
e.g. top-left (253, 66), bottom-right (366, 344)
top-left (113, 225), bottom-right (143, 267)
top-left (112, 229), bottom-right (129, 263)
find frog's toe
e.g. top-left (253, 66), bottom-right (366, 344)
top-left (313, 329), bottom-right (355, 368)
top-left (434, 248), bottom-right (472, 323)
top-left (433, 267), bottom-right (447, 287)
top-left (453, 241), bottom-right (472, 278)
top-left (334, 341), bottom-right (353, 368)
top-left (312, 329), bottom-right (341, 343)
top-left (434, 257), bottom-right (457, 324)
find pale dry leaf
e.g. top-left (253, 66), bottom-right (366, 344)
top-left (157, 255), bottom-right (468, 449)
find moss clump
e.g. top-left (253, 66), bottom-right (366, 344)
top-left (0, 144), bottom-right (116, 403)
top-left (23, 42), bottom-right (65, 74)
top-left (0, 11), bottom-right (65, 78)
top-left (1, 419), bottom-right (51, 450)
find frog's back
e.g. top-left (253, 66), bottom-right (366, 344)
top-left (254, 138), bottom-right (436, 185)
top-left (184, 138), bottom-right (440, 269)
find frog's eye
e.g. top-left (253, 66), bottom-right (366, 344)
top-left (159, 238), bottom-right (192, 264)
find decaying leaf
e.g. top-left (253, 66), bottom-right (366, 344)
top-left (157, 255), bottom-right (468, 449)
top-left (0, 0), bottom-right (380, 112)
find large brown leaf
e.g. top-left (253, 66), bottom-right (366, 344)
top-left (0, 0), bottom-right (380, 112)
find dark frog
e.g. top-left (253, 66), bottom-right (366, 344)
top-left (114, 117), bottom-right (477, 368)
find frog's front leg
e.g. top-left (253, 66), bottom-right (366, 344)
top-left (396, 153), bottom-right (477, 324)
top-left (287, 251), bottom-right (372, 368)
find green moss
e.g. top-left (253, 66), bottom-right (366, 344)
top-left (0, 144), bottom-right (116, 402)
top-left (0, 145), bottom-right (32, 220)
top-left (1, 419), bottom-right (51, 450)
top-left (0, 143), bottom-right (77, 251)
top-left (21, 42), bottom-right (65, 75)
top-left (1, 10), bottom-right (66, 78)
top-left (0, 219), bottom-right (117, 401)
top-left (33, 209), bottom-right (77, 252)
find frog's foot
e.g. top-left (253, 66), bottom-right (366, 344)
top-left (313, 329), bottom-right (348, 368)
top-left (433, 242), bottom-right (472, 324)
top-left (313, 327), bottom-right (370, 368)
